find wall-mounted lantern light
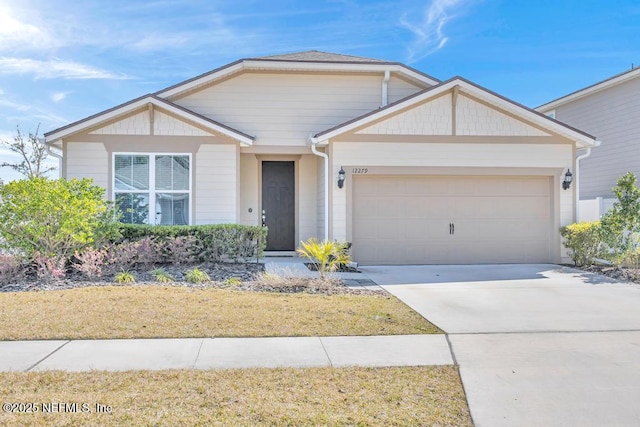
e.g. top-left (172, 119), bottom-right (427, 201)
top-left (562, 169), bottom-right (573, 190)
top-left (337, 167), bottom-right (346, 189)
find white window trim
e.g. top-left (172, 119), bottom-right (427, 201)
top-left (112, 152), bottom-right (193, 225)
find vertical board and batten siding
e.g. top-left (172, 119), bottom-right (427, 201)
top-left (239, 154), bottom-right (259, 226)
top-left (195, 144), bottom-right (237, 224)
top-left (65, 142), bottom-right (109, 190)
top-left (555, 76), bottom-right (640, 199)
top-left (298, 155), bottom-right (318, 244)
top-left (316, 155), bottom-right (326, 239)
top-left (175, 72), bottom-right (425, 147)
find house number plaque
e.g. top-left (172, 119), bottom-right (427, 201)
top-left (352, 168), bottom-right (369, 174)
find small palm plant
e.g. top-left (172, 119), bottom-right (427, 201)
top-left (185, 267), bottom-right (211, 284)
top-left (296, 238), bottom-right (351, 280)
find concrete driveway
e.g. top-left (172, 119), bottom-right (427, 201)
top-left (363, 264), bottom-right (640, 427)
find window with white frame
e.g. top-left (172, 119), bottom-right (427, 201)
top-left (114, 154), bottom-right (191, 225)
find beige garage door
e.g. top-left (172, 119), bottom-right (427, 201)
top-left (352, 175), bottom-right (552, 265)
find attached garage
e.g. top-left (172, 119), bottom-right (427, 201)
top-left (313, 78), bottom-right (597, 266)
top-left (351, 175), bottom-right (552, 265)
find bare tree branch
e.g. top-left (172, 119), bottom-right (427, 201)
top-left (0, 124), bottom-right (56, 179)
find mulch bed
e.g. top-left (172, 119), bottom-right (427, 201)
top-left (1, 262), bottom-right (382, 296)
top-left (573, 264), bottom-right (640, 284)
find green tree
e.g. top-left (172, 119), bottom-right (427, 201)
top-left (600, 172), bottom-right (640, 263)
top-left (0, 178), bottom-right (120, 260)
top-left (0, 125), bottom-right (55, 179)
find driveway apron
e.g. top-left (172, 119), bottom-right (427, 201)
top-left (363, 264), bottom-right (640, 427)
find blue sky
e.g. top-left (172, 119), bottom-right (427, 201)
top-left (1, 0), bottom-right (639, 181)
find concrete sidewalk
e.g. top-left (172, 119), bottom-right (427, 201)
top-left (0, 335), bottom-right (452, 372)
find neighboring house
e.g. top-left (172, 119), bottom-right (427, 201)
top-left (537, 66), bottom-right (640, 220)
top-left (44, 51), bottom-right (596, 265)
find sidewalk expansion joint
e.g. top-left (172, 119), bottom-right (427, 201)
top-left (24, 340), bottom-right (71, 372)
top-left (318, 338), bottom-right (333, 368)
top-left (192, 339), bottom-right (205, 369)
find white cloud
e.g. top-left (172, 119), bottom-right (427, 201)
top-left (0, 57), bottom-right (129, 80)
top-left (399, 0), bottom-right (467, 62)
top-left (50, 91), bottom-right (70, 103)
top-left (0, 4), bottom-right (58, 52)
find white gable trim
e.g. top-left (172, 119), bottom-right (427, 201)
top-left (155, 59), bottom-right (439, 99)
top-left (314, 78), bottom-right (597, 148)
top-left (45, 96), bottom-right (254, 146)
top-left (537, 66), bottom-right (640, 112)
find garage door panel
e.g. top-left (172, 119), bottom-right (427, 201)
top-left (352, 175), bottom-right (552, 265)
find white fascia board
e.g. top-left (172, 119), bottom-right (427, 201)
top-left (45, 96), bottom-right (253, 146)
top-left (315, 80), bottom-right (460, 142)
top-left (242, 60), bottom-right (440, 86)
top-left (316, 78), bottom-right (597, 148)
top-left (157, 60), bottom-right (438, 100)
top-left (45, 97), bottom-right (155, 143)
top-left (537, 67), bottom-right (640, 112)
top-left (455, 80), bottom-right (596, 148)
top-left (156, 61), bottom-right (245, 98)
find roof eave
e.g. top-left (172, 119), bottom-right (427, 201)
top-left (44, 95), bottom-right (254, 146)
top-left (315, 77), bottom-right (597, 148)
top-left (155, 58), bottom-right (440, 99)
top-left (537, 66), bottom-right (640, 112)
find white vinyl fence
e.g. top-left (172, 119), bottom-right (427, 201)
top-left (578, 197), bottom-right (616, 222)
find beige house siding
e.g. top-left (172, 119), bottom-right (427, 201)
top-left (65, 142), bottom-right (109, 190)
top-left (154, 111), bottom-right (212, 136)
top-left (174, 72), bottom-right (425, 147)
top-left (357, 94), bottom-right (452, 135)
top-left (553, 76), bottom-right (640, 199)
top-left (298, 154), bottom-right (318, 244)
top-left (456, 96), bottom-right (550, 136)
top-left (387, 75), bottom-right (425, 103)
top-left (239, 154), bottom-right (259, 226)
top-left (195, 144), bottom-right (237, 224)
top-left (356, 93), bottom-right (550, 137)
top-left (316, 155), bottom-right (326, 239)
top-left (90, 110), bottom-right (213, 137)
top-left (90, 112), bottom-right (150, 135)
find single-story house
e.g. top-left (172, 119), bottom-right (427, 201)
top-left (537, 66), bottom-right (640, 220)
top-left (45, 51), bottom-right (596, 265)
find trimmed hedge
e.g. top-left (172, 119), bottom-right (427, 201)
top-left (560, 221), bottom-right (603, 266)
top-left (115, 224), bottom-right (268, 263)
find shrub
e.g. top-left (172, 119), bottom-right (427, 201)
top-left (104, 241), bottom-right (139, 273)
top-left (32, 252), bottom-right (66, 282)
top-left (0, 254), bottom-right (26, 285)
top-left (600, 172), bottom-right (640, 264)
top-left (114, 271), bottom-right (136, 284)
top-left (116, 224), bottom-right (267, 263)
top-left (151, 268), bottom-right (174, 283)
top-left (185, 267), bottom-right (210, 283)
top-left (224, 277), bottom-right (242, 287)
top-left (296, 238), bottom-right (351, 280)
top-left (0, 178), bottom-right (120, 261)
top-left (166, 235), bottom-right (197, 265)
top-left (74, 247), bottom-right (108, 280)
top-left (560, 222), bottom-right (603, 266)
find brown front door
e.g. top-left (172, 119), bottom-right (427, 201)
top-left (262, 161), bottom-right (295, 251)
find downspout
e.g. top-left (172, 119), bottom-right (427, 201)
top-left (39, 138), bottom-right (63, 178)
top-left (381, 70), bottom-right (390, 107)
top-left (309, 136), bottom-right (329, 241)
top-left (575, 139), bottom-right (601, 221)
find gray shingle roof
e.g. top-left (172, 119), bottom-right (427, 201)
top-left (256, 50), bottom-right (385, 63)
